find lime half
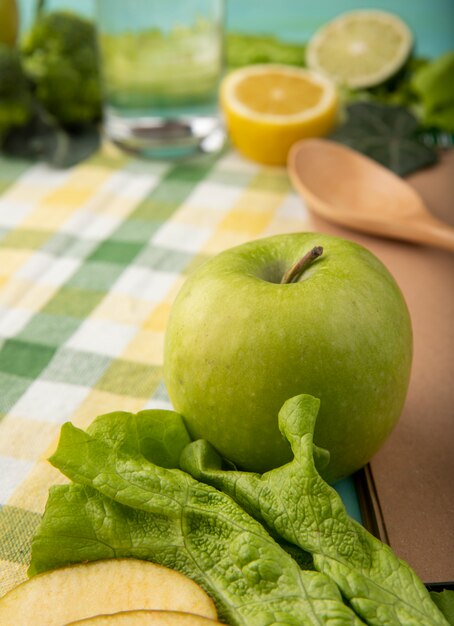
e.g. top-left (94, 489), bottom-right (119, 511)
top-left (306, 10), bottom-right (413, 89)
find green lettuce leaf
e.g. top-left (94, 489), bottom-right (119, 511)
top-left (86, 408), bottom-right (191, 469)
top-left (180, 394), bottom-right (448, 626)
top-left (82, 407), bottom-right (315, 571)
top-left (31, 417), bottom-right (364, 626)
top-left (430, 590), bottom-right (454, 626)
top-left (227, 32), bottom-right (306, 69)
top-left (411, 52), bottom-right (454, 132)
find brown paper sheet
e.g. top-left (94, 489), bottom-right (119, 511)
top-left (304, 149), bottom-right (454, 585)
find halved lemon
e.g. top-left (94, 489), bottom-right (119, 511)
top-left (220, 64), bottom-right (339, 165)
top-left (306, 10), bottom-right (413, 89)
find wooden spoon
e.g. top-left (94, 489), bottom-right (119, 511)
top-left (287, 138), bottom-right (454, 252)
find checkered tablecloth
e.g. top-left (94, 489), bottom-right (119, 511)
top-left (0, 144), bottom-right (312, 595)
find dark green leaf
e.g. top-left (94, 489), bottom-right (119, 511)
top-left (330, 102), bottom-right (437, 176)
top-left (430, 590), bottom-right (454, 626)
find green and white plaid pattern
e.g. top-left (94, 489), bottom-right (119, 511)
top-left (0, 145), bottom-right (312, 595)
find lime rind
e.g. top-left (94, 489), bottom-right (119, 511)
top-left (306, 9), bottom-right (413, 89)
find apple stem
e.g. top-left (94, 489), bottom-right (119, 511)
top-left (280, 246), bottom-right (324, 284)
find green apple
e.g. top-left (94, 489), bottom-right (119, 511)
top-left (164, 232), bottom-right (412, 482)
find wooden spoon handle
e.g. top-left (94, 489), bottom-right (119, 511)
top-left (409, 215), bottom-right (454, 252)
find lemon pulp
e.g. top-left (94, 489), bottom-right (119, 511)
top-left (221, 64), bottom-right (339, 165)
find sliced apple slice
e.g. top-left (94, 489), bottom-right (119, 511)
top-left (0, 559), bottom-right (218, 626)
top-left (67, 610), bottom-right (223, 625)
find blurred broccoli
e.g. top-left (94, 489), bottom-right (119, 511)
top-left (21, 10), bottom-right (102, 127)
top-left (0, 43), bottom-right (33, 138)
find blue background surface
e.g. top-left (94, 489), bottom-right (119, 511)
top-left (18, 0), bottom-right (454, 59)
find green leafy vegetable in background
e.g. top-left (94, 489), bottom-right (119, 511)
top-left (21, 10), bottom-right (102, 127)
top-left (339, 57), bottom-right (427, 110)
top-left (181, 395), bottom-right (448, 626)
top-left (0, 43), bottom-right (32, 137)
top-left (227, 32), bottom-right (306, 69)
top-left (329, 102), bottom-right (438, 176)
top-left (411, 51), bottom-right (454, 133)
top-left (30, 412), bottom-right (363, 626)
top-left (28, 401), bottom-right (451, 626)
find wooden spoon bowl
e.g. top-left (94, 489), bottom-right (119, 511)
top-left (288, 139), bottom-right (454, 252)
